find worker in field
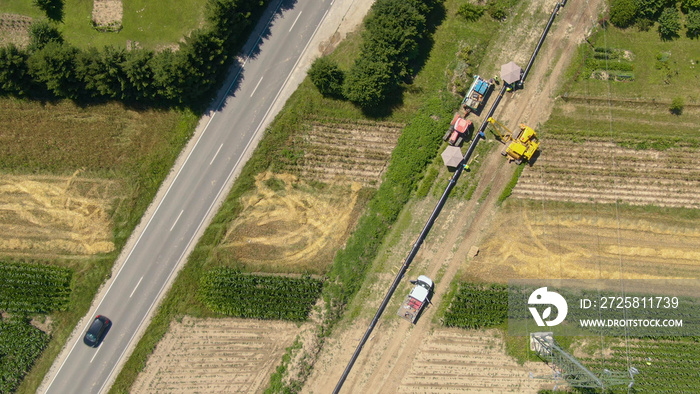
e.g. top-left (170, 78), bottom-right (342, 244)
top-left (505, 83), bottom-right (513, 92)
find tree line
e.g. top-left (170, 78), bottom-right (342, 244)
top-left (609, 0), bottom-right (699, 39)
top-left (0, 0), bottom-right (268, 107)
top-left (308, 0), bottom-right (442, 110)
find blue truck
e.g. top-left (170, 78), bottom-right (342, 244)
top-left (460, 75), bottom-right (492, 114)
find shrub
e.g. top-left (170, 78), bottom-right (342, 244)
top-left (457, 3), bottom-right (486, 21)
top-left (610, 0), bottom-right (638, 27)
top-left (33, 0), bottom-right (63, 21)
top-left (681, 0), bottom-right (700, 12)
top-left (658, 7), bottom-right (681, 39)
top-left (308, 57), bottom-right (345, 97)
top-left (488, 1), bottom-right (508, 21)
top-left (669, 96), bottom-right (684, 115)
top-left (27, 42), bottom-right (80, 98)
top-left (635, 0), bottom-right (666, 18)
top-left (635, 17), bottom-right (654, 31)
top-left (0, 45), bottom-right (29, 95)
top-left (343, 57), bottom-right (393, 108)
top-left (28, 21), bottom-right (63, 52)
top-left (686, 10), bottom-right (700, 38)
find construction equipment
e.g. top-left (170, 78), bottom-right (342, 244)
top-left (443, 113), bottom-right (473, 146)
top-left (461, 75), bottom-right (493, 115)
top-left (397, 276), bottom-right (433, 324)
top-left (486, 117), bottom-right (540, 164)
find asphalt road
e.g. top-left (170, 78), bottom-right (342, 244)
top-left (43, 1), bottom-right (331, 392)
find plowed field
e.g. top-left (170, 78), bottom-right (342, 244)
top-left (132, 317), bottom-right (299, 393)
top-left (398, 329), bottom-right (551, 393)
top-left (514, 138), bottom-right (700, 208)
top-left (281, 119), bottom-right (403, 187)
top-left (0, 13), bottom-right (32, 47)
top-left (0, 173), bottom-right (122, 258)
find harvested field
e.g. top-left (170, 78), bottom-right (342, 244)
top-left (220, 172), bottom-right (363, 272)
top-left (92, 0), bottom-right (123, 31)
top-left (0, 173), bottom-right (122, 258)
top-left (467, 201), bottom-right (700, 282)
top-left (0, 13), bottom-right (32, 48)
top-left (132, 317), bottom-right (299, 393)
top-left (513, 137), bottom-right (700, 208)
top-left (398, 329), bottom-right (551, 393)
top-left (280, 118), bottom-right (403, 187)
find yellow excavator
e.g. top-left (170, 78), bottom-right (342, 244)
top-left (486, 117), bottom-right (540, 164)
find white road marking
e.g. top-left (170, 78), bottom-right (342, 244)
top-left (250, 77), bottom-right (264, 97)
top-left (210, 143), bottom-right (224, 165)
top-left (169, 210), bottom-right (184, 232)
top-left (90, 345), bottom-right (102, 363)
top-left (129, 277), bottom-right (143, 298)
top-left (290, 11), bottom-right (302, 32)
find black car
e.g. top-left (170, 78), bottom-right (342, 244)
top-left (83, 315), bottom-right (110, 347)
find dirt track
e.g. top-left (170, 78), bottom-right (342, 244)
top-left (302, 0), bottom-right (605, 391)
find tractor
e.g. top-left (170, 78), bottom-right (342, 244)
top-left (443, 113), bottom-right (473, 147)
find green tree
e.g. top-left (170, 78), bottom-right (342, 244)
top-left (27, 42), bottom-right (80, 98)
top-left (343, 56), bottom-right (393, 108)
top-left (681, 0), bottom-right (700, 12)
top-left (669, 96), bottom-right (684, 115)
top-left (658, 7), bottom-right (681, 39)
top-left (33, 0), bottom-right (63, 21)
top-left (610, 0), bottom-right (638, 27)
top-left (0, 45), bottom-right (29, 95)
top-left (457, 3), bottom-right (486, 21)
top-left (122, 50), bottom-right (155, 101)
top-left (686, 10), bottom-right (700, 37)
top-left (635, 0), bottom-right (666, 18)
top-left (177, 29), bottom-right (227, 103)
top-left (28, 21), bottom-right (63, 52)
top-left (308, 57), bottom-right (345, 97)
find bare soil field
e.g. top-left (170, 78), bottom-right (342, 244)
top-left (131, 317), bottom-right (300, 393)
top-left (0, 173), bottom-right (121, 258)
top-left (467, 201), bottom-right (700, 282)
top-left (221, 172), bottom-right (363, 272)
top-left (0, 13), bottom-right (32, 48)
top-left (398, 329), bottom-right (551, 393)
top-left (280, 118), bottom-right (404, 187)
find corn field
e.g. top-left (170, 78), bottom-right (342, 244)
top-left (198, 268), bottom-right (323, 321)
top-left (443, 283), bottom-right (508, 329)
top-left (0, 319), bottom-right (49, 393)
top-left (0, 260), bottom-right (72, 313)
